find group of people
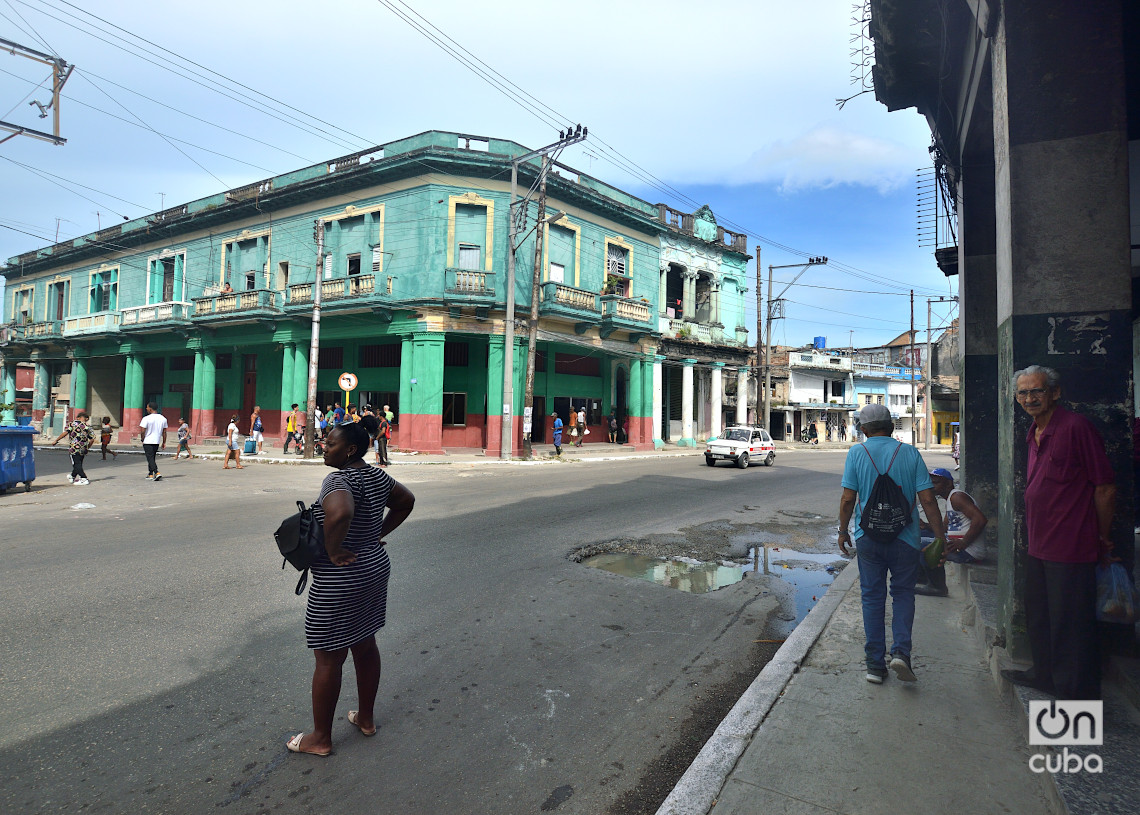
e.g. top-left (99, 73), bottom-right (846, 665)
top-left (839, 364), bottom-right (1115, 700)
top-left (279, 402), bottom-right (395, 467)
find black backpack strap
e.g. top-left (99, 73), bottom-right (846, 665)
top-left (884, 441), bottom-right (904, 474)
top-left (860, 443), bottom-right (881, 475)
top-left (294, 568), bottom-right (309, 596)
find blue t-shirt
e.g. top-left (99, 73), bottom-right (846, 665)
top-left (841, 436), bottom-right (934, 549)
top-left (552, 417), bottom-right (563, 440)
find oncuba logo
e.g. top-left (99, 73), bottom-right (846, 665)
top-left (1028, 700), bottom-right (1103, 774)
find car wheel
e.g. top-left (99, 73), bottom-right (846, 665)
top-left (765, 453), bottom-right (775, 467)
top-left (736, 452), bottom-right (749, 469)
top-left (705, 455), bottom-right (716, 467)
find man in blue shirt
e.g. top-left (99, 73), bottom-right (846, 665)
top-left (551, 411), bottom-right (563, 456)
top-left (838, 404), bottom-right (945, 684)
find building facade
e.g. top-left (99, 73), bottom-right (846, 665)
top-left (0, 131), bottom-right (751, 455)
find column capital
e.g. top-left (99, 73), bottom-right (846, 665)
top-left (410, 331), bottom-right (446, 344)
top-left (681, 269), bottom-right (698, 281)
top-left (654, 354), bottom-right (667, 362)
top-left (659, 263), bottom-right (671, 274)
top-left (710, 361), bottom-right (725, 368)
top-left (682, 357), bottom-right (697, 366)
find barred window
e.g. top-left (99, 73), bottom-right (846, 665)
top-left (216, 353), bottom-right (232, 370)
top-left (554, 353), bottom-right (601, 377)
top-left (444, 341), bottom-right (469, 367)
top-left (442, 392), bottom-right (467, 425)
top-left (359, 344), bottom-right (401, 368)
top-left (170, 355), bottom-right (194, 371)
top-left (318, 346), bottom-right (344, 370)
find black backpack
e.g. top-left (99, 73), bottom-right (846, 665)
top-left (274, 500), bottom-right (325, 595)
top-left (858, 443), bottom-right (912, 543)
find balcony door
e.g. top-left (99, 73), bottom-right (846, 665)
top-left (242, 355), bottom-right (257, 431)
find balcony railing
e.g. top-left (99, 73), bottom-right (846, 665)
top-left (448, 269), bottom-right (493, 295)
top-left (193, 288), bottom-right (277, 316)
top-left (287, 274), bottom-right (378, 305)
top-left (601, 295), bottom-right (651, 323)
top-left (541, 282), bottom-right (599, 312)
top-left (852, 361), bottom-right (919, 380)
top-left (22, 320), bottom-right (63, 340)
top-left (64, 311), bottom-right (120, 336)
top-left (121, 301), bottom-right (193, 326)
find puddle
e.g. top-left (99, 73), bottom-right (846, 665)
top-left (583, 546), bottom-right (846, 629)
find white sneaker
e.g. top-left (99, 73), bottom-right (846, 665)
top-left (75, 477), bottom-right (90, 485)
top-left (66, 474), bottom-right (74, 483)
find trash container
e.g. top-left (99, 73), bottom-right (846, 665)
top-left (0, 425), bottom-right (38, 493)
top-left (244, 437), bottom-right (257, 454)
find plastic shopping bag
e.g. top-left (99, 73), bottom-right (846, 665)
top-left (1095, 562), bottom-right (1138, 624)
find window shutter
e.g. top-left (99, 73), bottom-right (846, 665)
top-left (372, 246), bottom-right (381, 273)
top-left (323, 254), bottom-right (333, 279)
top-left (607, 245), bottom-right (626, 276)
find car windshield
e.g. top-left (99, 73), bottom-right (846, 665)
top-left (723, 429), bottom-right (750, 442)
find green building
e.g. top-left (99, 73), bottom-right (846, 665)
top-left (0, 131), bottom-right (751, 454)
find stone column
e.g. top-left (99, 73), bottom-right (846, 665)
top-left (735, 367), bottom-right (749, 425)
top-left (710, 362), bottom-right (724, 438)
top-left (652, 354), bottom-right (664, 449)
top-left (397, 335), bottom-right (414, 451)
top-left (710, 281), bottom-right (721, 326)
top-left (194, 349), bottom-right (217, 438)
top-left (679, 358), bottom-right (696, 446)
top-left (992, 1), bottom-right (1132, 658)
top-left (121, 353), bottom-right (144, 439)
top-left (681, 270), bottom-right (697, 321)
top-left (658, 263), bottom-right (669, 315)
top-left (280, 342), bottom-right (296, 433)
top-left (32, 359), bottom-right (49, 422)
top-left (485, 335), bottom-right (505, 456)
top-left (0, 361), bottom-right (16, 424)
top-left (293, 344), bottom-right (309, 408)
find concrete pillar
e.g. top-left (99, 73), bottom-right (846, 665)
top-left (735, 367), bottom-right (749, 425)
top-left (485, 335), bottom-right (505, 456)
top-left (628, 356), bottom-right (643, 446)
top-left (652, 354), bottom-right (664, 448)
top-left (710, 281), bottom-right (721, 326)
top-left (32, 360), bottom-right (49, 417)
top-left (681, 270), bottom-right (696, 321)
top-left (193, 350), bottom-right (217, 438)
top-left (293, 344), bottom-right (309, 408)
top-left (72, 357), bottom-right (88, 412)
top-left (992, 1), bottom-right (1132, 657)
top-left (710, 362), bottom-right (723, 438)
top-left (122, 354), bottom-right (144, 437)
top-left (0, 362), bottom-right (15, 424)
top-left (679, 358), bottom-right (696, 446)
top-left (658, 264), bottom-right (669, 315)
top-left (280, 342), bottom-right (296, 421)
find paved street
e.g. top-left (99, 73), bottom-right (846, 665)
top-left (0, 446), bottom-right (949, 814)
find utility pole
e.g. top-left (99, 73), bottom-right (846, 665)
top-left (303, 219), bottom-right (324, 459)
top-left (522, 156), bottom-right (550, 460)
top-left (909, 289), bottom-right (916, 447)
top-left (754, 247), bottom-right (763, 426)
top-left (764, 257), bottom-right (828, 436)
top-left (924, 298), bottom-right (932, 450)
top-left (0, 37), bottom-right (72, 146)
top-left (501, 126), bottom-right (586, 459)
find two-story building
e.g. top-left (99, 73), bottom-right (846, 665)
top-left (0, 131), bottom-right (751, 455)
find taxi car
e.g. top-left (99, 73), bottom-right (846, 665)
top-left (704, 426), bottom-right (776, 469)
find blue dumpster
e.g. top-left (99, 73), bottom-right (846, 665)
top-left (0, 425), bottom-right (38, 493)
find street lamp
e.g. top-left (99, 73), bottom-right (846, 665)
top-left (501, 129), bottom-right (585, 460)
top-left (761, 257), bottom-right (828, 433)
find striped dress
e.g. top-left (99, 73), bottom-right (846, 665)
top-left (305, 465), bottom-right (394, 651)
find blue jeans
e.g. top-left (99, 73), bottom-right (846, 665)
top-left (856, 536), bottom-right (921, 669)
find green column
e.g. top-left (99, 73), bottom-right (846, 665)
top-left (72, 357), bottom-right (88, 411)
top-left (629, 356), bottom-right (643, 417)
top-left (192, 349), bottom-right (204, 410)
top-left (124, 354), bottom-right (142, 411)
top-left (0, 362), bottom-right (15, 424)
top-left (200, 350), bottom-right (217, 435)
top-left (399, 335), bottom-right (413, 421)
top-left (409, 332), bottom-right (444, 416)
top-left (32, 361), bottom-right (49, 413)
top-left (281, 342), bottom-right (296, 411)
top-left (293, 344), bottom-right (309, 407)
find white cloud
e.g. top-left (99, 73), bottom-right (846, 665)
top-left (734, 125), bottom-right (924, 194)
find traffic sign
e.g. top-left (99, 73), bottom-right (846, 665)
top-left (338, 372), bottom-right (358, 391)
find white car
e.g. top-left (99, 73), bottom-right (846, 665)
top-left (705, 426), bottom-right (776, 469)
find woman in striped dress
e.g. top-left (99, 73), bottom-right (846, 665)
top-left (287, 422), bottom-right (415, 756)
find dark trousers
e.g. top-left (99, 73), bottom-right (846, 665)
top-left (143, 443), bottom-right (159, 475)
top-left (1025, 555), bottom-right (1100, 699)
top-left (70, 453), bottom-right (87, 479)
top-left (378, 437), bottom-right (390, 465)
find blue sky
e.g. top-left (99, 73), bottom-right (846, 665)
top-left (0, 0), bottom-right (958, 347)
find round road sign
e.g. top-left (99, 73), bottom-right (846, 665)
top-left (338, 372), bottom-right (358, 391)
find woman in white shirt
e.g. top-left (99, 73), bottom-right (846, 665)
top-left (223, 414), bottom-right (244, 469)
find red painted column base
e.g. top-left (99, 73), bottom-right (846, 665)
top-left (402, 413), bottom-right (444, 455)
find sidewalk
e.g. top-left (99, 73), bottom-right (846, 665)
top-left (657, 561), bottom-right (1051, 815)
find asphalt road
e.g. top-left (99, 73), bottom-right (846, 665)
top-left (0, 446), bottom-right (949, 814)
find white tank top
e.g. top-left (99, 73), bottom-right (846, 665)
top-left (947, 488), bottom-right (984, 560)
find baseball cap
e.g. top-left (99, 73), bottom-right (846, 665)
top-left (856, 403), bottom-right (892, 424)
top-left (929, 467), bottom-right (954, 480)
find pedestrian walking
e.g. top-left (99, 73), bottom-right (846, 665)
top-left (174, 417), bottom-right (193, 460)
top-left (99, 416), bottom-right (118, 460)
top-left (332, 402), bottom-right (345, 426)
top-left (377, 412), bottom-right (391, 466)
top-left (1001, 365), bottom-right (1116, 699)
top-left (383, 404), bottom-right (394, 424)
top-left (576, 407), bottom-right (586, 447)
top-left (837, 403), bottom-right (945, 684)
top-left (551, 411), bottom-right (563, 456)
top-left (139, 403), bottom-right (167, 481)
top-left (284, 404), bottom-right (300, 454)
top-left (52, 410), bottom-right (95, 484)
top-left (223, 414), bottom-right (244, 469)
top-left (250, 406), bottom-right (264, 455)
top-left (952, 429), bottom-right (960, 470)
top-left (286, 421), bottom-right (416, 757)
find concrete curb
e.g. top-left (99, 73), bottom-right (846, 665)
top-left (653, 558), bottom-right (860, 815)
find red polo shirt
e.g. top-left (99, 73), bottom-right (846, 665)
top-left (1024, 405), bottom-right (1114, 562)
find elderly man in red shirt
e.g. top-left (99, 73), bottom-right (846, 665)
top-left (1001, 365), bottom-right (1116, 699)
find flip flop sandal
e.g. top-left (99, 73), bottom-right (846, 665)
top-left (347, 710), bottom-right (377, 736)
top-left (286, 732), bottom-right (331, 756)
